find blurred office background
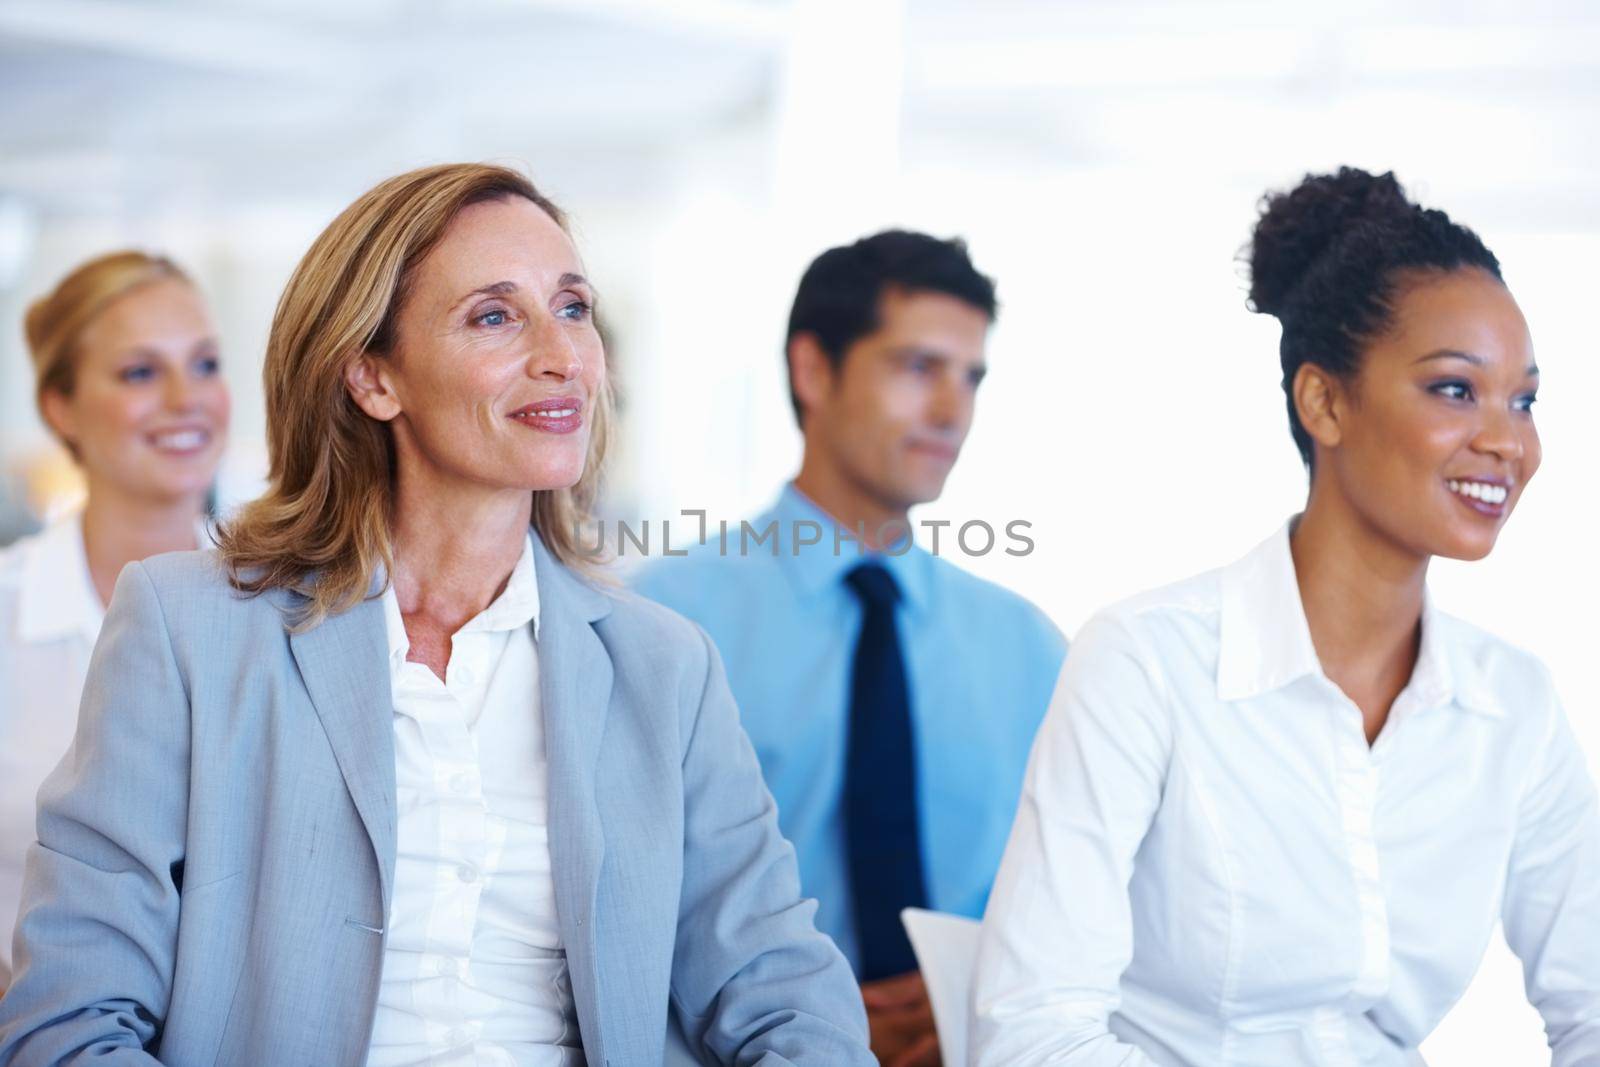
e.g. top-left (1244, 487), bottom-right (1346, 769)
top-left (2, 0), bottom-right (1596, 1059)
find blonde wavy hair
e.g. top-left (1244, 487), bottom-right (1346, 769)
top-left (218, 163), bottom-right (613, 628)
top-left (24, 250), bottom-right (192, 453)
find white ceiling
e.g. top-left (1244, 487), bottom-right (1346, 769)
top-left (0, 0), bottom-right (784, 215)
top-left (2, 0), bottom-right (1597, 222)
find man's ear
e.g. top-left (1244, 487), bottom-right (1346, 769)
top-left (1292, 361), bottom-right (1347, 454)
top-left (39, 387), bottom-right (79, 450)
top-left (788, 333), bottom-right (836, 423)
top-left (344, 352), bottom-right (402, 422)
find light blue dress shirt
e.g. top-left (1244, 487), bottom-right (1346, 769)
top-left (633, 484), bottom-right (1066, 970)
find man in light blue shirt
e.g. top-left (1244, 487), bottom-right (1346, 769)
top-left (633, 230), bottom-right (1064, 1065)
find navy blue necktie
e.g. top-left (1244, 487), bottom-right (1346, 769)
top-left (843, 562), bottom-right (928, 981)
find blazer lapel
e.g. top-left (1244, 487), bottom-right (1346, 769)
top-left (287, 589), bottom-right (398, 915)
top-left (531, 535), bottom-right (614, 1061)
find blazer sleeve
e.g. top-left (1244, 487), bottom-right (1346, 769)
top-left (0, 562), bottom-right (184, 1066)
top-left (666, 626), bottom-right (874, 1066)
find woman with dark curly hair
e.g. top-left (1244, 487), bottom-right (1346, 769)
top-left (972, 168), bottom-right (1600, 1065)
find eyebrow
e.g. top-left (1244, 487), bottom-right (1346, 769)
top-left (887, 345), bottom-right (986, 365)
top-left (467, 280), bottom-right (519, 299)
top-left (459, 273), bottom-right (592, 302)
top-left (1414, 348), bottom-right (1539, 376)
top-left (117, 340), bottom-right (217, 362)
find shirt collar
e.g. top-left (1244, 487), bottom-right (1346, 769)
top-left (1215, 518), bottom-right (1500, 717)
top-left (380, 530), bottom-right (542, 667)
top-left (767, 483), bottom-right (930, 613)
top-left (1215, 520), bottom-right (1322, 702)
top-left (16, 514), bottom-right (105, 646)
top-left (1415, 597), bottom-right (1503, 718)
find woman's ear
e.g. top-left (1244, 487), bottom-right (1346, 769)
top-left (344, 353), bottom-right (402, 422)
top-left (39, 387), bottom-right (80, 451)
top-left (1293, 362), bottom-right (1346, 453)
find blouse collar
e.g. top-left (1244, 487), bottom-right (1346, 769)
top-left (1215, 518), bottom-right (1500, 717)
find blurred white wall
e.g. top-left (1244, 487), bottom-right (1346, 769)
top-left (3, 1), bottom-right (1597, 1060)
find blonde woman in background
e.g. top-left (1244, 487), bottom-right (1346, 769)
top-left (0, 251), bottom-right (229, 990)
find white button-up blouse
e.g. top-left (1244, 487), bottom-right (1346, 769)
top-left (366, 533), bottom-right (582, 1067)
top-left (973, 522), bottom-right (1600, 1066)
top-left (0, 517), bottom-right (105, 987)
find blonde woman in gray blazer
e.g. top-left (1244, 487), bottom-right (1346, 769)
top-left (0, 164), bottom-right (872, 1066)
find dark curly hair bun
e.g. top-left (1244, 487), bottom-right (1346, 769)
top-left (1247, 167), bottom-right (1414, 318)
top-left (1245, 166), bottom-right (1503, 468)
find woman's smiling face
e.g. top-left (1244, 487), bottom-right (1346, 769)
top-left (362, 195), bottom-right (605, 496)
top-left (42, 277), bottom-right (230, 504)
top-left (1312, 267), bottom-right (1540, 562)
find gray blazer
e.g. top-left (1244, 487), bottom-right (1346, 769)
top-left (0, 536), bottom-right (871, 1066)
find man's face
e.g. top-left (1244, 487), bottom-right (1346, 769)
top-left (800, 288), bottom-right (990, 512)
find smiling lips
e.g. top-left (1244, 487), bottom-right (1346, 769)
top-left (510, 397), bottom-right (584, 435)
top-left (147, 426), bottom-right (212, 455)
top-left (1447, 477), bottom-right (1510, 517)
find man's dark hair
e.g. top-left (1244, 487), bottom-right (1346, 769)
top-left (1245, 166), bottom-right (1502, 469)
top-left (785, 229), bottom-right (997, 425)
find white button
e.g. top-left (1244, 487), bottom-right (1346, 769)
top-left (449, 772), bottom-right (473, 794)
top-left (457, 863), bottom-right (479, 884)
top-left (446, 1026), bottom-right (469, 1047)
top-left (435, 955), bottom-right (458, 977)
top-left (454, 665), bottom-right (474, 686)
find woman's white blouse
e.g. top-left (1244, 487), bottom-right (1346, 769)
top-left (366, 533), bottom-right (582, 1067)
top-left (0, 518), bottom-right (103, 986)
top-left (972, 522), bottom-right (1600, 1067)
